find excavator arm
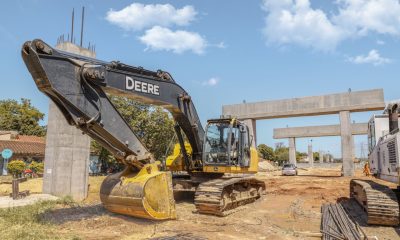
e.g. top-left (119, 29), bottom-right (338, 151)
top-left (22, 39), bottom-right (204, 171)
top-left (22, 39), bottom-right (206, 220)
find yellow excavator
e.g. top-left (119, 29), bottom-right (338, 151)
top-left (22, 39), bottom-right (265, 220)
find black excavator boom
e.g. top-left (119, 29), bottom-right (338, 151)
top-left (22, 39), bottom-right (204, 170)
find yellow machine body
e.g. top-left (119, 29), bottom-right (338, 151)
top-left (166, 143), bottom-right (192, 171)
top-left (167, 143), bottom-right (259, 174)
top-left (202, 147), bottom-right (259, 174)
top-left (100, 162), bottom-right (176, 220)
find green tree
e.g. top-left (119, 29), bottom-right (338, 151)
top-left (110, 96), bottom-right (175, 160)
top-left (257, 144), bottom-right (275, 160)
top-left (28, 161), bottom-right (44, 174)
top-left (7, 160), bottom-right (26, 178)
top-left (274, 144), bottom-right (289, 164)
top-left (313, 152), bottom-right (320, 161)
top-left (91, 97), bottom-right (176, 171)
top-left (296, 151), bottom-right (308, 161)
top-left (0, 98), bottom-right (46, 136)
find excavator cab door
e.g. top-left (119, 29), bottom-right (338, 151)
top-left (203, 121), bottom-right (231, 165)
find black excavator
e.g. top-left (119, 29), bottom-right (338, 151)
top-left (22, 39), bottom-right (265, 220)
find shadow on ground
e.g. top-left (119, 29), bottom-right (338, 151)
top-left (149, 232), bottom-right (207, 240)
top-left (41, 203), bottom-right (156, 226)
top-left (296, 174), bottom-right (342, 178)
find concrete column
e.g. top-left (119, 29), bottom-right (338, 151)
top-left (340, 111), bottom-right (354, 176)
top-left (352, 135), bottom-right (355, 161)
top-left (289, 137), bottom-right (297, 165)
top-left (243, 119), bottom-right (257, 148)
top-left (308, 144), bottom-right (313, 167)
top-left (319, 150), bottom-right (323, 163)
top-left (43, 42), bottom-right (95, 201)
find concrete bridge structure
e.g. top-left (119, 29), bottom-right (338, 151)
top-left (274, 123), bottom-right (368, 166)
top-left (222, 89), bottom-right (385, 176)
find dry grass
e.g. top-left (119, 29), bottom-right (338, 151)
top-left (85, 176), bottom-right (106, 203)
top-left (0, 176), bottom-right (107, 198)
top-left (0, 176), bottom-right (107, 240)
top-left (0, 177), bottom-right (43, 196)
top-left (0, 196), bottom-right (80, 240)
top-left (0, 175), bottom-right (13, 183)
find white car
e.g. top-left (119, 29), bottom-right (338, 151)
top-left (282, 164), bottom-right (298, 176)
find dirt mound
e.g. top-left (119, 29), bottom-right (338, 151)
top-left (258, 160), bottom-right (278, 172)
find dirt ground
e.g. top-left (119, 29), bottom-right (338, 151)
top-left (2, 168), bottom-right (400, 239)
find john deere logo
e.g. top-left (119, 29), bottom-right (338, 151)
top-left (125, 76), bottom-right (160, 96)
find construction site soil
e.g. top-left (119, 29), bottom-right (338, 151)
top-left (2, 167), bottom-right (400, 239)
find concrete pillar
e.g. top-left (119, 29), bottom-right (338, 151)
top-left (308, 144), bottom-right (313, 167)
top-left (289, 137), bottom-right (297, 165)
top-left (43, 42), bottom-right (95, 201)
top-left (319, 150), bottom-right (323, 163)
top-left (244, 119), bottom-right (257, 148)
top-left (352, 135), bottom-right (355, 161)
top-left (340, 111), bottom-right (354, 176)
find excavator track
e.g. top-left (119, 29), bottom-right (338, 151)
top-left (194, 177), bottom-right (266, 216)
top-left (350, 179), bottom-right (399, 226)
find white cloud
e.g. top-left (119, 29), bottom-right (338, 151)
top-left (106, 3), bottom-right (197, 31)
top-left (348, 49), bottom-right (391, 66)
top-left (376, 40), bottom-right (385, 45)
top-left (262, 0), bottom-right (400, 51)
top-left (202, 77), bottom-right (219, 86)
top-left (262, 0), bottom-right (345, 51)
top-left (139, 26), bottom-right (207, 54)
top-left (216, 42), bottom-right (227, 49)
top-left (334, 0), bottom-right (400, 36)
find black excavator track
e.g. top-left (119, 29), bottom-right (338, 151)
top-left (350, 179), bottom-right (399, 226)
top-left (194, 177), bottom-right (266, 216)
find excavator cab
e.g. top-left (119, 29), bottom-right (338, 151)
top-left (203, 118), bottom-right (251, 167)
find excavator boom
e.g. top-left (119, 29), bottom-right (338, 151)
top-left (22, 39), bottom-right (204, 220)
top-left (22, 39), bottom-right (204, 169)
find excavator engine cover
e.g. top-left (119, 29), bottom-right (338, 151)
top-left (100, 163), bottom-right (176, 220)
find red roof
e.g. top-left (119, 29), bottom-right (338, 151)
top-left (0, 140), bottom-right (45, 156)
top-left (16, 135), bottom-right (45, 143)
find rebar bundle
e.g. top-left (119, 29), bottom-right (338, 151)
top-left (321, 203), bottom-right (362, 240)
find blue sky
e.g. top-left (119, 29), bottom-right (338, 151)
top-left (1, 0), bottom-right (399, 157)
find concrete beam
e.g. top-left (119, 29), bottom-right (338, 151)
top-left (223, 89), bottom-right (384, 120)
top-left (273, 123), bottom-right (368, 139)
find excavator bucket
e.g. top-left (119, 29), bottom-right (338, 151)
top-left (100, 163), bottom-right (176, 220)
